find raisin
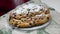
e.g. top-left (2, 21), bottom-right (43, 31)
top-left (14, 18), bottom-right (16, 19)
top-left (26, 14), bottom-right (28, 16)
top-left (39, 17), bottom-right (43, 20)
top-left (33, 21), bottom-right (35, 24)
top-left (47, 17), bottom-right (49, 20)
top-left (27, 9), bottom-right (30, 11)
top-left (13, 13), bottom-right (16, 16)
top-left (29, 23), bottom-right (32, 25)
top-left (30, 15), bottom-right (33, 17)
top-left (40, 9), bottom-right (43, 11)
top-left (19, 18), bottom-right (21, 20)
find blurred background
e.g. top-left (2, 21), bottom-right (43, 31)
top-left (0, 0), bottom-right (29, 16)
top-left (0, 0), bottom-right (60, 16)
top-left (41, 0), bottom-right (60, 13)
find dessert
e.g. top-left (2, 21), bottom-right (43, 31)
top-left (9, 3), bottom-right (51, 28)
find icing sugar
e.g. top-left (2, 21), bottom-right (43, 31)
top-left (12, 3), bottom-right (46, 14)
top-left (22, 9), bottom-right (28, 14)
top-left (36, 13), bottom-right (45, 17)
top-left (13, 7), bottom-right (23, 14)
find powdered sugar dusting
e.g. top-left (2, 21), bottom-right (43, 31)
top-left (35, 13), bottom-right (45, 17)
top-left (12, 3), bottom-right (45, 14)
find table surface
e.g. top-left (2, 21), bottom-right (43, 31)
top-left (0, 0), bottom-right (60, 34)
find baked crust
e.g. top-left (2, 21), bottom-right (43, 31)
top-left (9, 3), bottom-right (51, 28)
